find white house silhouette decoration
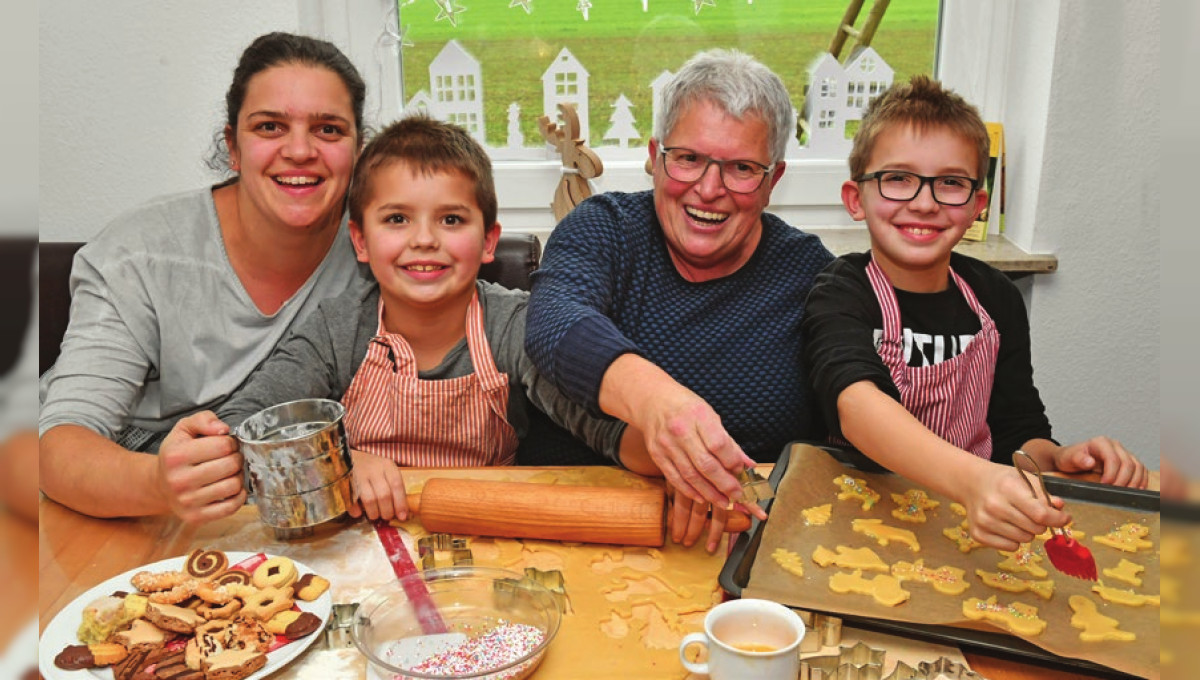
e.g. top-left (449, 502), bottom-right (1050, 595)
top-left (404, 41), bottom-right (894, 161)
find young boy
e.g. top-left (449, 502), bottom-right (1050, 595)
top-left (802, 76), bottom-right (1148, 551)
top-left (208, 116), bottom-right (643, 521)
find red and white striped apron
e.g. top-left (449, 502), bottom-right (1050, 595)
top-left (865, 256), bottom-right (999, 459)
top-left (340, 292), bottom-right (519, 467)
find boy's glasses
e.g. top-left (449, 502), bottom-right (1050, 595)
top-left (659, 147), bottom-right (775, 194)
top-left (856, 170), bottom-right (980, 206)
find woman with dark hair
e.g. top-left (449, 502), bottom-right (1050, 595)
top-left (39, 32), bottom-right (369, 523)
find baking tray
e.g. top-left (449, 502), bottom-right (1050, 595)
top-left (720, 441), bottom-right (1160, 680)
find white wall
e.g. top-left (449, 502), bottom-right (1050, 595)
top-left (39, 1), bottom-right (1159, 464)
top-left (1014, 1), bottom-right (1159, 463)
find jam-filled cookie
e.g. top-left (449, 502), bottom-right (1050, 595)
top-left (242, 586), bottom-right (295, 621)
top-left (252, 556), bottom-right (298, 590)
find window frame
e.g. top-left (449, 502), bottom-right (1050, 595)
top-left (302, 0), bottom-right (1010, 237)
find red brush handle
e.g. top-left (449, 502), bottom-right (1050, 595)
top-left (372, 520), bottom-right (447, 634)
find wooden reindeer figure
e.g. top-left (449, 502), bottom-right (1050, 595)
top-left (538, 103), bottom-right (604, 221)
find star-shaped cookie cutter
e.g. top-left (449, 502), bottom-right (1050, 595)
top-left (801, 641), bottom-right (886, 680)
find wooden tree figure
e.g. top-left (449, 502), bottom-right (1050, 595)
top-left (538, 102), bottom-right (603, 222)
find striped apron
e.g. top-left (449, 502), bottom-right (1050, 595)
top-left (340, 292), bottom-right (519, 467)
top-left (865, 256), bottom-right (999, 459)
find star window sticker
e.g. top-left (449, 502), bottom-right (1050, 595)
top-left (693, 0), bottom-right (716, 14)
top-left (435, 0), bottom-right (467, 27)
top-left (509, 0), bottom-right (533, 13)
top-left (576, 0), bottom-right (592, 21)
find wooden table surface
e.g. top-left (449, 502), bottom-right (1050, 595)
top-left (35, 466), bottom-right (1155, 679)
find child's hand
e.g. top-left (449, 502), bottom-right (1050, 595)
top-left (666, 486), bottom-right (750, 554)
top-left (348, 448), bottom-right (409, 521)
top-left (962, 462), bottom-right (1071, 551)
top-left (1051, 436), bottom-right (1150, 489)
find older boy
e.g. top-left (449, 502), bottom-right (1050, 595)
top-left (803, 76), bottom-right (1147, 550)
top-left (173, 116), bottom-right (639, 522)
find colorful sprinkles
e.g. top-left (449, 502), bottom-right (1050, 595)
top-left (398, 623), bottom-right (545, 679)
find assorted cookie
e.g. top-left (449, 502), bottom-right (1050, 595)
top-left (53, 549), bottom-right (328, 679)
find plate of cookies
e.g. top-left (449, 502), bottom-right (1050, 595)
top-left (38, 549), bottom-right (332, 680)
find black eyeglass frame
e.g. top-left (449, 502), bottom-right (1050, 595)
top-left (658, 146), bottom-right (776, 194)
top-left (855, 170), bottom-right (981, 206)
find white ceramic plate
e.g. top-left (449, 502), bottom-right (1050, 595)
top-left (38, 552), bottom-right (332, 680)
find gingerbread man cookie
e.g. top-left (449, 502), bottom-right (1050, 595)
top-left (890, 489), bottom-right (940, 523)
top-left (828, 570), bottom-right (911, 606)
top-left (802, 503), bottom-right (833, 526)
top-left (891, 560), bottom-right (969, 595)
top-left (771, 548), bottom-right (805, 577)
top-left (833, 474), bottom-right (880, 510)
top-left (1091, 582), bottom-right (1160, 608)
top-left (1069, 595), bottom-right (1137, 642)
top-left (852, 519), bottom-right (920, 551)
top-left (975, 570), bottom-right (1055, 600)
top-left (811, 545), bottom-right (889, 572)
top-left (943, 521), bottom-right (984, 553)
top-left (1094, 523), bottom-right (1154, 553)
top-left (997, 545), bottom-right (1048, 578)
top-left (962, 596), bottom-right (1047, 636)
top-left (1102, 559), bottom-right (1145, 587)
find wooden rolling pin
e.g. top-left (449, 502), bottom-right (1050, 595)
top-left (404, 478), bottom-right (751, 547)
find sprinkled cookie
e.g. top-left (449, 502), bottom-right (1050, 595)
top-left (771, 548), bottom-right (805, 577)
top-left (943, 521), bottom-right (984, 553)
top-left (1091, 582), bottom-right (1160, 607)
top-left (891, 559), bottom-right (969, 595)
top-left (1034, 523), bottom-right (1085, 543)
top-left (1094, 523), bottom-right (1154, 553)
top-left (975, 570), bottom-right (1055, 600)
top-left (833, 474), bottom-right (880, 510)
top-left (890, 489), bottom-right (940, 523)
top-left (1102, 559), bottom-right (1146, 587)
top-left (828, 570), bottom-right (911, 606)
top-left (852, 518), bottom-right (920, 551)
top-left (997, 545), bottom-right (1048, 578)
top-left (811, 544), bottom-right (889, 572)
top-left (1069, 595), bottom-right (1136, 642)
top-left (962, 596), bottom-right (1047, 636)
top-left (801, 503), bottom-right (833, 526)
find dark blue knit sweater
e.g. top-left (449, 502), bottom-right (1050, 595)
top-left (525, 190), bottom-right (835, 462)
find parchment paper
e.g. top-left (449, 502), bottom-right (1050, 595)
top-left (743, 444), bottom-right (1160, 679)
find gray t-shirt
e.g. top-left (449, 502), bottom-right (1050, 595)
top-left (39, 186), bottom-right (365, 441)
top-left (219, 280), bottom-right (627, 463)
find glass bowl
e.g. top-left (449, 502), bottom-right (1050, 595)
top-left (352, 566), bottom-right (562, 680)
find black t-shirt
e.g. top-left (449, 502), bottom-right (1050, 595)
top-left (802, 251), bottom-right (1053, 464)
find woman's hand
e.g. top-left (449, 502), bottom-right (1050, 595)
top-left (961, 461), bottom-right (1071, 551)
top-left (1051, 436), bottom-right (1149, 489)
top-left (348, 449), bottom-right (408, 521)
top-left (157, 411), bottom-right (246, 524)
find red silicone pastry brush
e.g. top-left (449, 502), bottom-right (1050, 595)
top-left (1012, 450), bottom-right (1098, 581)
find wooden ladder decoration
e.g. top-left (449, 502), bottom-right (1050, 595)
top-left (829, 0), bottom-right (892, 62)
top-left (538, 103), bottom-right (603, 222)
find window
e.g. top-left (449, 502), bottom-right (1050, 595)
top-left (320, 0), bottom-right (954, 232)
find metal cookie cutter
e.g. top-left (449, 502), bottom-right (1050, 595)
top-left (800, 641), bottom-right (886, 680)
top-left (916, 657), bottom-right (988, 680)
top-left (737, 467), bottom-right (775, 503)
top-left (323, 602), bottom-right (359, 649)
top-left (417, 533), bottom-right (473, 571)
top-left (796, 610), bottom-right (844, 652)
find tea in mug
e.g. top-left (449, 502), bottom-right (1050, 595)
top-left (730, 642), bottom-right (779, 653)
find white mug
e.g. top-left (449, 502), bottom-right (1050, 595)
top-left (679, 598), bottom-right (805, 680)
